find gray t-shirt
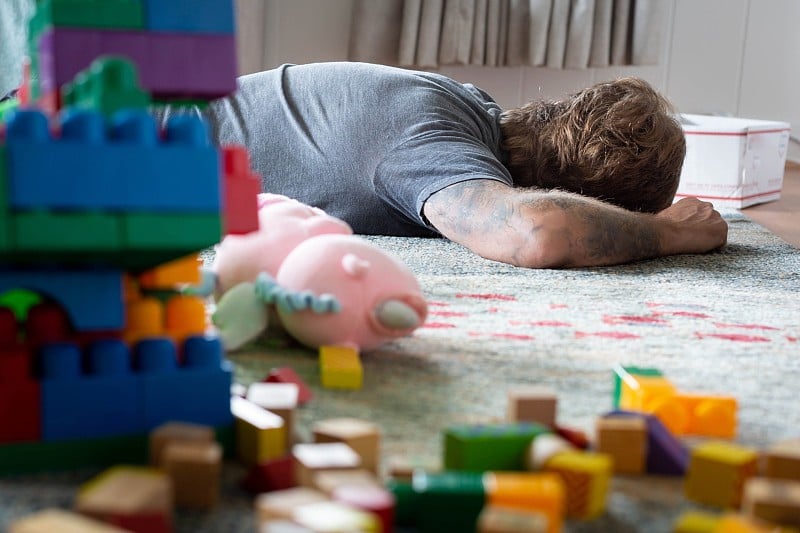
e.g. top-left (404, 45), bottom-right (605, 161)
top-left (204, 62), bottom-right (513, 237)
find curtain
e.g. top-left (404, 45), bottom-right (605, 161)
top-left (348, 0), bottom-right (667, 69)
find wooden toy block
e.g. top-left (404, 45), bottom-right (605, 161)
top-left (242, 455), bottom-right (296, 494)
top-left (313, 468), bottom-right (382, 496)
top-left (477, 504), bottom-right (549, 533)
top-left (75, 466), bottom-right (173, 533)
top-left (292, 442), bottom-right (362, 488)
top-left (742, 477), bottom-right (800, 527)
top-left (685, 441), bottom-right (759, 509)
top-left (483, 472), bottom-right (565, 533)
top-left (543, 451), bottom-right (612, 520)
top-left (266, 366), bottom-right (313, 405)
top-left (231, 396), bottom-right (286, 465)
top-left (607, 410), bottom-right (689, 476)
top-left (149, 421), bottom-right (215, 467)
top-left (506, 386), bottom-right (558, 427)
top-left (763, 439), bottom-right (800, 481)
top-left (672, 510), bottom-right (721, 533)
top-left (292, 501), bottom-right (380, 532)
top-left (554, 424), bottom-right (591, 450)
top-left (260, 520), bottom-right (315, 532)
top-left (9, 508), bottom-right (132, 533)
top-left (444, 422), bottom-right (549, 472)
top-left (715, 512), bottom-right (797, 532)
top-left (524, 433), bottom-right (575, 471)
top-left (331, 484), bottom-right (396, 533)
top-left (319, 345), bottom-right (363, 389)
top-left (386, 455), bottom-right (441, 483)
top-left (312, 417), bottom-right (381, 474)
top-left (247, 382), bottom-right (300, 450)
top-left (254, 487), bottom-right (328, 527)
top-left (162, 440), bottom-right (223, 509)
top-left (595, 416), bottom-right (647, 474)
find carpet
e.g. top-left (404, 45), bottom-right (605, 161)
top-left (1, 210), bottom-right (798, 532)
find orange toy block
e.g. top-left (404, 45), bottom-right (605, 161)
top-left (75, 466), bottom-right (173, 533)
top-left (763, 439), bottom-right (800, 481)
top-left (292, 442), bottom-right (362, 488)
top-left (595, 416), bottom-right (647, 474)
top-left (483, 472), bottom-right (565, 533)
top-left (139, 254), bottom-right (203, 289)
top-left (477, 504), bottom-right (549, 533)
top-left (742, 477), bottom-right (800, 527)
top-left (650, 393), bottom-right (738, 438)
top-left (312, 417), bottom-right (381, 474)
top-left (9, 508), bottom-right (131, 533)
top-left (124, 296), bottom-right (165, 344)
top-left (164, 294), bottom-right (207, 343)
top-left (685, 441), bottom-right (759, 509)
top-left (162, 440), bottom-right (223, 509)
top-left (254, 487), bottom-right (329, 527)
top-left (618, 373), bottom-right (677, 412)
top-left (149, 421), bottom-right (215, 467)
top-left (507, 386), bottom-right (558, 427)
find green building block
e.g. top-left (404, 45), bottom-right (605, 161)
top-left (29, 0), bottom-right (145, 34)
top-left (12, 211), bottom-right (124, 252)
top-left (412, 471), bottom-right (486, 533)
top-left (62, 56), bottom-right (151, 116)
top-left (444, 422), bottom-right (550, 472)
top-left (123, 212), bottom-right (222, 251)
top-left (0, 289), bottom-right (43, 321)
top-left (386, 479), bottom-right (421, 527)
top-left (612, 364), bottom-right (663, 409)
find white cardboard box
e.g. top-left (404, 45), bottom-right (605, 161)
top-left (677, 114), bottom-right (791, 208)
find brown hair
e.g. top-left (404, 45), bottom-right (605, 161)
top-left (499, 77), bottom-right (685, 213)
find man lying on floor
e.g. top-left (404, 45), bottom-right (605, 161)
top-left (166, 61), bottom-right (728, 269)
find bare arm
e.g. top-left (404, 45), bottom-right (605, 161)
top-left (422, 180), bottom-right (728, 268)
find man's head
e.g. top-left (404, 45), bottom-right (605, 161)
top-left (499, 77), bottom-right (686, 213)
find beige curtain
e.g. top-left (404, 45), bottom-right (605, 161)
top-left (348, 0), bottom-right (667, 69)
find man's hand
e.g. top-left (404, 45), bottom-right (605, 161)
top-left (655, 197), bottom-right (728, 256)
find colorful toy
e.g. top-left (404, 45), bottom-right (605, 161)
top-left (742, 477), bottom-right (800, 527)
top-left (595, 415), bottom-right (648, 475)
top-left (162, 440), bottom-right (223, 509)
top-left (684, 440), bottom-right (759, 509)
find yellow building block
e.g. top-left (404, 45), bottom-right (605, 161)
top-left (139, 254), bottom-right (202, 289)
top-left (543, 451), bottom-right (612, 519)
top-left (483, 472), bottom-right (564, 533)
top-left (685, 441), bottom-right (759, 509)
top-left (319, 345), bottom-right (363, 389)
top-left (673, 510), bottom-right (721, 532)
top-left (618, 374), bottom-right (677, 412)
top-left (230, 396), bottom-right (286, 465)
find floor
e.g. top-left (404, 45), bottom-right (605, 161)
top-left (741, 161), bottom-right (800, 248)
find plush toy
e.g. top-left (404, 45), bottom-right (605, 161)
top-left (196, 194), bottom-right (428, 352)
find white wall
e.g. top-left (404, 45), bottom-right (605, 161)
top-left (239, 0), bottom-right (800, 159)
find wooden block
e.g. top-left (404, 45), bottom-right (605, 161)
top-left (313, 468), bottom-right (382, 496)
top-left (763, 439), bottom-right (800, 481)
top-left (254, 487), bottom-right (328, 527)
top-left (247, 382), bottom-right (299, 450)
top-left (483, 472), bottom-right (564, 533)
top-left (242, 455), bottom-right (296, 494)
top-left (231, 395), bottom-right (286, 465)
top-left (543, 451), bottom-right (612, 519)
top-left (9, 509), bottom-right (131, 533)
top-left (386, 455), bottom-right (440, 483)
top-left (75, 466), bottom-right (172, 533)
top-left (266, 366), bottom-right (313, 405)
top-left (312, 417), bottom-right (381, 474)
top-left (292, 501), bottom-right (380, 532)
top-left (524, 433), bottom-right (575, 471)
top-left (595, 416), bottom-right (647, 474)
top-left (742, 477), bottom-right (800, 527)
top-left (259, 520), bottom-right (314, 532)
top-left (506, 386), bottom-right (558, 427)
top-left (162, 440), bottom-right (223, 509)
top-left (685, 441), bottom-right (759, 509)
top-left (319, 345), bottom-right (362, 389)
top-left (331, 484), bottom-right (395, 533)
top-left (292, 442), bottom-right (361, 488)
top-left (149, 421), bottom-right (214, 467)
top-left (477, 504), bottom-right (549, 533)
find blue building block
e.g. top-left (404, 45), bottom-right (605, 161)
top-left (142, 0), bottom-right (235, 34)
top-left (41, 340), bottom-right (144, 441)
top-left (4, 109), bottom-right (221, 213)
top-left (136, 335), bottom-right (233, 430)
top-left (0, 269), bottom-right (124, 331)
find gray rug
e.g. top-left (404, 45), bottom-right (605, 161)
top-left (1, 210), bottom-right (798, 532)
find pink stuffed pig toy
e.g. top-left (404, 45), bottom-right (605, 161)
top-left (209, 194), bottom-right (428, 352)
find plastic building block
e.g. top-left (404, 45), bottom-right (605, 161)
top-left (136, 335), bottom-right (234, 430)
top-left (0, 345), bottom-right (41, 443)
top-left (443, 422), bottom-right (549, 472)
top-left (138, 254), bottom-right (202, 290)
top-left (9, 508), bottom-right (132, 533)
top-left (331, 485), bottom-right (395, 533)
top-left (292, 501), bottom-right (380, 533)
top-left (477, 505), bottom-right (549, 533)
top-left (37, 28), bottom-right (237, 98)
top-left (149, 421), bottom-right (215, 467)
top-left (411, 470), bottom-right (486, 533)
top-left (142, 0), bottom-right (235, 34)
top-left (606, 410), bottom-right (689, 476)
top-left (312, 417), bottom-right (381, 474)
top-left (319, 345), bottom-right (363, 389)
top-left (685, 441), bottom-right (759, 508)
top-left (292, 442), bottom-right (362, 488)
top-left (125, 296), bottom-right (165, 344)
top-left (5, 109), bottom-right (221, 213)
top-left (62, 56), bottom-right (150, 116)
top-left (12, 211), bottom-right (124, 252)
top-left (506, 386), bottom-right (558, 427)
top-left (231, 395), bottom-right (286, 465)
top-left (542, 450), bottom-right (612, 519)
top-left (242, 455), bottom-right (296, 494)
top-left (742, 477), bottom-right (800, 527)
top-left (0, 268), bottom-right (125, 331)
top-left (29, 0), bottom-right (145, 32)
top-left (0, 289), bottom-right (42, 322)
top-left (164, 294), bottom-right (207, 343)
top-left (595, 416), bottom-right (647, 474)
top-left (40, 339), bottom-right (143, 441)
top-left (162, 440), bottom-right (223, 509)
top-left (612, 365), bottom-right (663, 409)
top-left (483, 472), bottom-right (565, 533)
top-left (76, 466), bottom-right (173, 533)
top-left (266, 366), bottom-right (314, 405)
top-left (26, 300), bottom-right (71, 344)
top-left (763, 439), bottom-right (800, 481)
top-left (222, 145), bottom-right (261, 235)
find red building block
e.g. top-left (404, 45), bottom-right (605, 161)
top-left (265, 367), bottom-right (313, 406)
top-left (221, 146), bottom-right (260, 235)
top-left (0, 345), bottom-right (41, 443)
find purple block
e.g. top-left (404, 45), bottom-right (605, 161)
top-left (605, 410), bottom-right (689, 476)
top-left (37, 28), bottom-right (237, 98)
